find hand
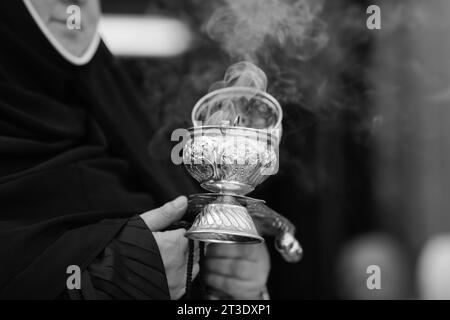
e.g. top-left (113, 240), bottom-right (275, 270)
top-left (204, 243), bottom-right (270, 299)
top-left (140, 196), bottom-right (199, 300)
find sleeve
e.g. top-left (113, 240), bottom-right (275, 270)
top-left (64, 215), bottom-right (170, 300)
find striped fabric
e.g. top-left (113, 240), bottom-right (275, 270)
top-left (67, 216), bottom-right (170, 300)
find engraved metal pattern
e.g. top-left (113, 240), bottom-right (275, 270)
top-left (187, 194), bottom-right (302, 262)
top-left (183, 88), bottom-right (302, 261)
top-left (183, 126), bottom-right (278, 195)
top-left (185, 202), bottom-right (263, 243)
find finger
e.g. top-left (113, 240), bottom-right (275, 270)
top-left (154, 228), bottom-right (188, 250)
top-left (204, 273), bottom-right (261, 298)
top-left (204, 258), bottom-right (258, 281)
top-left (192, 262), bottom-right (200, 281)
top-left (173, 229), bottom-right (189, 257)
top-left (172, 287), bottom-right (186, 300)
top-left (204, 242), bottom-right (210, 255)
top-left (140, 196), bottom-right (187, 231)
top-left (154, 230), bottom-right (189, 273)
top-left (206, 243), bottom-right (261, 261)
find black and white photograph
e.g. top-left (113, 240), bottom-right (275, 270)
top-left (1, 0), bottom-right (450, 308)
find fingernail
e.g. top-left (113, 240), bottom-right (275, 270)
top-left (173, 196), bottom-right (186, 208)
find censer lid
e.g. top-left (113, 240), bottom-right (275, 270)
top-left (191, 86), bottom-right (282, 131)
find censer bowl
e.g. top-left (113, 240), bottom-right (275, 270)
top-left (182, 126), bottom-right (279, 195)
top-left (182, 126), bottom-right (279, 244)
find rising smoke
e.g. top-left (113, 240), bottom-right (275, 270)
top-left (201, 0), bottom-right (330, 122)
top-left (209, 61), bottom-right (267, 93)
top-left (204, 61), bottom-right (272, 127)
top-left (206, 0), bottom-right (329, 64)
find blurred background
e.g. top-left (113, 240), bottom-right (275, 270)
top-left (98, 0), bottom-right (450, 299)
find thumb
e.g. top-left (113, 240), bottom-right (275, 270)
top-left (140, 196), bottom-right (188, 231)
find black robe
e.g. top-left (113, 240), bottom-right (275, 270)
top-left (0, 0), bottom-right (197, 299)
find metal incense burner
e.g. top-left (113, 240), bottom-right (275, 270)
top-left (183, 87), bottom-right (302, 263)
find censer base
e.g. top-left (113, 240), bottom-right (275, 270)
top-left (185, 230), bottom-right (263, 244)
top-left (186, 194), bottom-right (264, 244)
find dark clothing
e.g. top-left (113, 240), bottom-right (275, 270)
top-left (0, 0), bottom-right (196, 299)
top-left (65, 216), bottom-right (169, 300)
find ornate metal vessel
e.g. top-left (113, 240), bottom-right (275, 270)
top-left (183, 87), bottom-right (302, 262)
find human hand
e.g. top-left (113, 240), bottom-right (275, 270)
top-left (204, 243), bottom-right (270, 299)
top-left (140, 196), bottom-right (199, 299)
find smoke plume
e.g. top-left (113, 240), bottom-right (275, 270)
top-left (201, 0), bottom-right (329, 127)
top-left (209, 61), bottom-right (267, 92)
top-left (205, 0), bottom-right (329, 64)
top-left (200, 0), bottom-right (330, 119)
top-left (204, 62), bottom-right (269, 127)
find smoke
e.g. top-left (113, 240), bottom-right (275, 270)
top-left (201, 0), bottom-right (328, 127)
top-left (203, 62), bottom-right (268, 127)
top-left (205, 0), bottom-right (329, 64)
top-left (209, 61), bottom-right (267, 92)
top-left (203, 62), bottom-right (277, 128)
top-left (200, 0), bottom-right (331, 120)
top-left (200, 0), bottom-right (329, 127)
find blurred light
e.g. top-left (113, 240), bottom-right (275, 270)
top-left (99, 15), bottom-right (193, 57)
top-left (418, 234), bottom-right (450, 299)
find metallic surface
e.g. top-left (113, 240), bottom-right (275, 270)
top-left (183, 126), bottom-right (279, 194)
top-left (183, 87), bottom-right (302, 263)
top-left (191, 87), bottom-right (283, 133)
top-left (187, 194), bottom-right (303, 262)
top-left (185, 200), bottom-right (264, 243)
